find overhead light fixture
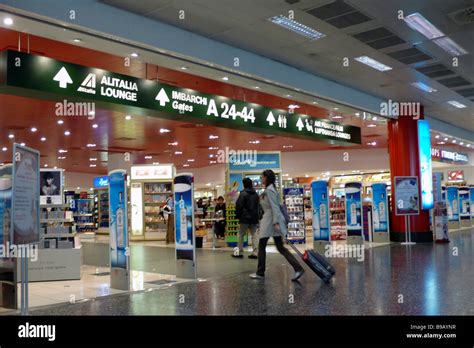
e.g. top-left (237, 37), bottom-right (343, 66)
top-left (460, 142), bottom-right (464, 145)
top-left (153, 162), bottom-right (160, 165)
top-left (8, 134), bottom-right (14, 139)
top-left (403, 13), bottom-right (444, 40)
top-left (187, 159), bottom-right (195, 162)
top-left (30, 127), bottom-right (37, 132)
top-left (58, 149), bottom-right (68, 153)
top-left (73, 38), bottom-right (82, 43)
top-left (435, 135), bottom-right (440, 139)
top-left (249, 140), bottom-right (260, 144)
top-left (209, 135), bottom-right (219, 140)
top-left (255, 86), bottom-right (260, 89)
top-left (41, 137), bottom-right (46, 141)
top-left (131, 52), bottom-right (139, 57)
top-left (269, 15), bottom-right (326, 40)
top-left (411, 82), bottom-right (437, 93)
top-left (312, 101), bottom-right (318, 104)
top-left (183, 164), bottom-right (190, 167)
top-left (20, 143), bottom-right (25, 146)
top-left (92, 124), bottom-right (98, 129)
top-left (444, 137), bottom-right (448, 141)
top-left (168, 142), bottom-right (178, 146)
top-left (180, 66), bottom-right (187, 70)
top-left (208, 146), bottom-right (218, 150)
top-left (125, 115), bottom-right (132, 120)
top-left (76, 187), bottom-right (80, 190)
top-left (367, 124), bottom-right (377, 128)
top-left (89, 158), bottom-right (97, 161)
top-left (355, 113), bottom-right (360, 116)
top-left (282, 145), bottom-right (293, 149)
top-left (332, 115), bottom-right (343, 120)
top-left (209, 154), bottom-right (214, 158)
top-left (86, 144), bottom-right (96, 148)
top-left (286, 94), bottom-right (292, 98)
top-left (2, 147), bottom-right (7, 152)
top-left (210, 161), bottom-right (217, 164)
top-left (159, 128), bottom-right (171, 133)
top-left (447, 100), bottom-right (467, 109)
top-left (467, 144), bottom-right (471, 148)
top-left (57, 119), bottom-right (64, 125)
top-left (433, 36), bottom-right (468, 57)
top-left (64, 131), bottom-right (71, 136)
top-left (206, 183), bottom-right (211, 186)
top-left (354, 56), bottom-right (392, 72)
top-left (3, 17), bottom-right (13, 26)
top-left (175, 151), bottom-right (183, 155)
top-left (144, 156), bottom-right (152, 159)
top-left (44, 164), bottom-right (49, 167)
top-left (452, 139), bottom-right (457, 143)
top-left (222, 76), bottom-right (229, 81)
top-left (367, 141), bottom-right (377, 146)
top-left (372, 117), bottom-right (378, 121)
top-left (305, 174), bottom-right (309, 178)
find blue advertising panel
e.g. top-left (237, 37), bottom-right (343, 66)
top-left (446, 186), bottom-right (459, 222)
top-left (174, 173), bottom-right (195, 262)
top-left (345, 182), bottom-right (362, 237)
top-left (371, 183), bottom-right (388, 233)
top-left (417, 120), bottom-right (433, 209)
top-left (471, 187), bottom-right (474, 219)
top-left (93, 176), bottom-right (109, 189)
top-left (109, 170), bottom-right (128, 269)
top-left (227, 173), bottom-right (243, 204)
top-left (432, 172), bottom-right (443, 203)
top-left (459, 187), bottom-right (470, 221)
top-left (394, 176), bottom-right (420, 216)
top-left (228, 152), bottom-right (280, 171)
top-left (11, 144), bottom-right (40, 245)
top-left (311, 181), bottom-right (330, 241)
top-left (0, 165), bottom-right (12, 245)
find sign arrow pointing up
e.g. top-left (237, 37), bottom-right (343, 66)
top-left (266, 111), bottom-right (276, 126)
top-left (53, 67), bottom-right (73, 89)
top-left (155, 88), bottom-right (170, 106)
top-left (296, 118), bottom-right (304, 131)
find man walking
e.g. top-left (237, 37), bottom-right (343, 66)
top-left (232, 178), bottom-right (259, 259)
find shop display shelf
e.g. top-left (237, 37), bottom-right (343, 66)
top-left (40, 219), bottom-right (74, 223)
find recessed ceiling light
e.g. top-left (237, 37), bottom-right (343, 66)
top-left (305, 174), bottom-right (309, 178)
top-left (152, 162), bottom-right (160, 165)
top-left (168, 142), bottom-right (178, 146)
top-left (41, 137), bottom-right (46, 141)
top-left (460, 142), bottom-right (464, 145)
top-left (89, 158), bottom-right (97, 161)
top-left (333, 107), bottom-right (339, 110)
top-left (208, 146), bottom-right (218, 150)
top-left (332, 115), bottom-right (343, 119)
top-left (372, 117), bottom-right (378, 121)
top-left (54, 166), bottom-right (57, 169)
top-left (411, 81), bottom-right (437, 93)
top-left (269, 15), bottom-right (326, 40)
top-left (159, 128), bottom-right (171, 133)
top-left (30, 127), bottom-right (37, 132)
top-left (125, 115), bottom-right (132, 120)
top-left (467, 144), bottom-right (471, 147)
top-left (64, 131), bottom-right (71, 136)
top-left (255, 86), bottom-right (260, 89)
top-left (209, 154), bottom-right (214, 158)
top-left (144, 156), bottom-right (152, 159)
top-left (58, 149), bottom-right (68, 153)
top-left (44, 164), bottom-right (48, 167)
top-left (206, 183), bottom-right (211, 186)
top-left (222, 76), bottom-right (229, 81)
top-left (452, 139), bottom-right (457, 143)
top-left (210, 160), bottom-right (217, 164)
top-left (249, 140), bottom-right (260, 144)
top-left (367, 141), bottom-right (377, 146)
top-left (8, 134), bottom-right (14, 139)
top-left (2, 147), bottom-right (7, 152)
top-left (3, 17), bottom-right (13, 26)
top-left (57, 119), bottom-right (64, 125)
top-left (86, 144), bottom-right (96, 148)
top-left (286, 94), bottom-right (292, 97)
top-left (92, 124), bottom-right (98, 129)
top-left (73, 38), bottom-right (82, 43)
top-left (180, 66), bottom-right (187, 70)
top-left (131, 52), bottom-right (139, 57)
top-left (20, 143), bottom-right (25, 146)
top-left (76, 187), bottom-right (80, 190)
top-left (175, 151), bottom-right (183, 155)
top-left (209, 135), bottom-right (219, 140)
top-left (282, 145), bottom-right (293, 149)
top-left (354, 56), bottom-right (392, 72)
top-left (89, 164), bottom-right (96, 167)
top-left (312, 101), bottom-right (318, 104)
top-left (447, 101), bottom-right (466, 109)
top-left (444, 137), bottom-right (448, 141)
top-left (183, 164), bottom-right (190, 167)
top-left (355, 113), bottom-right (360, 116)
top-left (438, 141), bottom-right (446, 145)
top-left (435, 135), bottom-right (440, 139)
top-left (367, 124), bottom-right (377, 128)
top-left (187, 159), bottom-right (195, 162)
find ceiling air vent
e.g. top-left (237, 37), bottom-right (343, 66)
top-left (437, 76), bottom-right (471, 88)
top-left (352, 27), bottom-right (405, 49)
top-left (387, 47), bottom-right (432, 65)
top-left (415, 64), bottom-right (455, 78)
top-left (448, 6), bottom-right (474, 25)
top-left (306, 1), bottom-right (371, 29)
top-left (456, 87), bottom-right (474, 97)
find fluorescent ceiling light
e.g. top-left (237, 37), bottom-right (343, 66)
top-left (269, 15), bottom-right (325, 40)
top-left (411, 82), bottom-right (437, 93)
top-left (403, 13), bottom-right (444, 39)
top-left (354, 56), bottom-right (392, 72)
top-left (433, 36), bottom-right (468, 56)
top-left (447, 100), bottom-right (466, 108)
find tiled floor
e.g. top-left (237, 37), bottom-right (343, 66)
top-left (1, 265), bottom-right (189, 314)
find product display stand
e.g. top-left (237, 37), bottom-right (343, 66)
top-left (284, 188), bottom-right (305, 243)
top-left (401, 216), bottom-right (416, 245)
top-left (96, 188), bottom-right (109, 234)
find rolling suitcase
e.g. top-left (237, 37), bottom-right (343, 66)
top-left (285, 237), bottom-right (335, 284)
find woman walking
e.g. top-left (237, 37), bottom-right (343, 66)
top-left (250, 170), bottom-right (304, 281)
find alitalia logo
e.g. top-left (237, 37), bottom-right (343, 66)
top-left (78, 73), bottom-right (96, 94)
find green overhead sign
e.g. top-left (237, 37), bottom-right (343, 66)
top-left (0, 50), bottom-right (361, 145)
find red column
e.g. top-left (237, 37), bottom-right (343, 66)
top-left (388, 107), bottom-right (432, 242)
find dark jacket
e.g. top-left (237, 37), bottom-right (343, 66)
top-left (235, 188), bottom-right (259, 224)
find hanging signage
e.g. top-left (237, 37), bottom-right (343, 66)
top-left (394, 176), bottom-right (420, 216)
top-left (459, 187), bottom-right (470, 221)
top-left (371, 183), bottom-right (388, 233)
top-left (345, 182), bottom-right (362, 237)
top-left (93, 176), bottom-right (109, 189)
top-left (446, 186), bottom-right (459, 222)
top-left (228, 152), bottom-right (280, 171)
top-left (11, 144), bottom-right (40, 245)
top-left (173, 173), bottom-right (196, 279)
top-left (227, 173), bottom-right (243, 205)
top-left (431, 148), bottom-right (469, 165)
top-left (1, 50), bottom-right (361, 145)
top-left (417, 120), bottom-right (433, 209)
top-left (432, 172), bottom-right (443, 204)
top-left (130, 165), bottom-right (174, 180)
top-left (109, 170), bottom-right (128, 270)
top-left (311, 181), bottom-right (330, 241)
top-left (448, 170), bottom-right (464, 182)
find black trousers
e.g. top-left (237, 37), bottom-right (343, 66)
top-left (257, 236), bottom-right (303, 276)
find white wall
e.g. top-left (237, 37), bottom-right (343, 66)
top-left (64, 172), bottom-right (97, 191)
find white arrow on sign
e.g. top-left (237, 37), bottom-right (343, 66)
top-left (296, 118), bottom-right (304, 131)
top-left (266, 111), bottom-right (276, 126)
top-left (155, 88), bottom-right (170, 106)
top-left (53, 67), bottom-right (73, 89)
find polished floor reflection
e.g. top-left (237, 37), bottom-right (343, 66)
top-left (9, 229), bottom-right (474, 315)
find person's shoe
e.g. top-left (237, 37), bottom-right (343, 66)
top-left (249, 273), bottom-right (264, 279)
top-left (248, 254), bottom-right (258, 259)
top-left (232, 254), bottom-right (243, 258)
top-left (291, 269), bottom-right (305, 281)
